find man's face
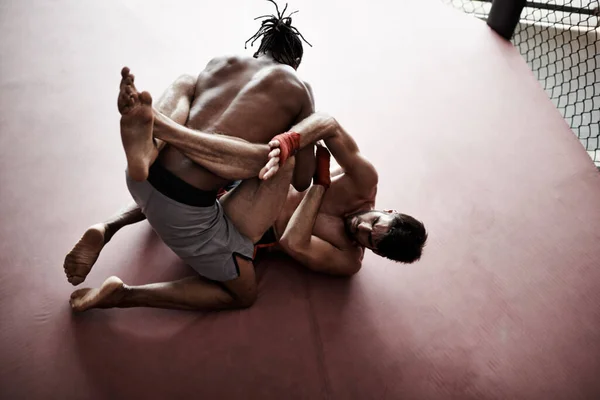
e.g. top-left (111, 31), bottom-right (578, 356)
top-left (344, 210), bottom-right (396, 250)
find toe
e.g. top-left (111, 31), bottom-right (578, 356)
top-left (263, 166), bottom-right (280, 180)
top-left (71, 288), bottom-right (88, 300)
top-left (139, 91), bottom-right (153, 106)
top-left (268, 148), bottom-right (281, 158)
top-left (70, 276), bottom-right (84, 286)
top-left (266, 157), bottom-right (280, 169)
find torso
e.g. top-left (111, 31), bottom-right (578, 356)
top-left (158, 55), bottom-right (310, 191)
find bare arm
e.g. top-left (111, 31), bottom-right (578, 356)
top-left (289, 114), bottom-right (378, 187)
top-left (279, 185), bottom-right (361, 277)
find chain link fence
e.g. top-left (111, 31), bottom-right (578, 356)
top-left (442, 0), bottom-right (600, 167)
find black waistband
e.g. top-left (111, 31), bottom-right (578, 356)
top-left (256, 226), bottom-right (278, 246)
top-left (147, 161), bottom-right (218, 207)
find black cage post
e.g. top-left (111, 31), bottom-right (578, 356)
top-left (487, 0), bottom-right (527, 39)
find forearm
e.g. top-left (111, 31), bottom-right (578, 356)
top-left (289, 112), bottom-right (337, 149)
top-left (152, 110), bottom-right (269, 180)
top-left (295, 114), bottom-right (364, 175)
top-left (291, 145), bottom-right (316, 192)
top-left (280, 184), bottom-right (327, 247)
top-left (291, 113), bottom-right (359, 170)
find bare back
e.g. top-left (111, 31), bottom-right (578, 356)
top-left (158, 55), bottom-right (312, 191)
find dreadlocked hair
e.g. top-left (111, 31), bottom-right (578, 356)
top-left (245, 0), bottom-right (312, 68)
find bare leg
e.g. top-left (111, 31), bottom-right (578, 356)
top-left (64, 203), bottom-right (145, 285)
top-left (119, 68), bottom-right (196, 181)
top-left (70, 255), bottom-right (257, 312)
top-left (214, 116), bottom-right (344, 242)
top-left (152, 111), bottom-right (333, 181)
top-left (152, 111), bottom-right (272, 180)
top-left (219, 158), bottom-right (296, 243)
top-left (64, 73), bottom-right (196, 285)
top-left (151, 109), bottom-right (335, 182)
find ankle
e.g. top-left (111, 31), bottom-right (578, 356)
top-left (114, 284), bottom-right (133, 308)
top-left (103, 222), bottom-right (116, 244)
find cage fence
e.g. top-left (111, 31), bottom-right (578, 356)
top-left (441, 0), bottom-right (600, 167)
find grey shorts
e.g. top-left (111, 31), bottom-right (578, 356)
top-left (125, 169), bottom-right (254, 282)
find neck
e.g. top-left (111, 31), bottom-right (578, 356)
top-left (256, 52), bottom-right (295, 69)
top-left (256, 52), bottom-right (277, 63)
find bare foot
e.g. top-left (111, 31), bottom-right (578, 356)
top-left (119, 67), bottom-right (156, 181)
top-left (64, 223), bottom-right (108, 285)
top-left (70, 276), bottom-right (126, 312)
top-left (259, 141), bottom-right (281, 180)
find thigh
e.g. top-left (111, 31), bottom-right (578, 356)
top-left (220, 157), bottom-right (295, 243)
top-left (221, 254), bottom-right (257, 308)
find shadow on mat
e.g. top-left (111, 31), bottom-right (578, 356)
top-left (67, 247), bottom-right (362, 398)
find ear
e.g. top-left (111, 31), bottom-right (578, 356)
top-left (294, 57), bottom-right (301, 69)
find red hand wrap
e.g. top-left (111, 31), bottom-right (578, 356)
top-left (271, 131), bottom-right (301, 165)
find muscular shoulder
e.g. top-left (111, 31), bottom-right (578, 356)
top-left (262, 65), bottom-right (305, 89)
top-left (303, 80), bottom-right (315, 106)
top-left (263, 66), bottom-right (313, 110)
top-left (202, 55), bottom-right (245, 72)
top-left (335, 154), bottom-right (379, 199)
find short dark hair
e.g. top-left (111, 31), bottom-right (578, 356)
top-left (245, 0), bottom-right (312, 68)
top-left (376, 213), bottom-right (428, 263)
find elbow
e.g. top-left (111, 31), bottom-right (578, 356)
top-left (338, 262), bottom-right (361, 277)
top-left (292, 179), bottom-right (311, 193)
top-left (347, 263), bottom-right (361, 276)
top-left (279, 234), bottom-right (304, 254)
top-left (278, 235), bottom-right (293, 252)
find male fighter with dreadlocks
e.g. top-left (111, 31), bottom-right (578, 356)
top-left (64, 0), bottom-right (319, 312)
top-left (65, 0), bottom-right (428, 312)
